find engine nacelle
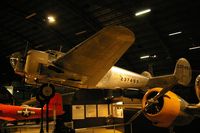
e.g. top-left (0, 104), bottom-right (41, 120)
top-left (24, 50), bottom-right (64, 84)
top-left (142, 87), bottom-right (193, 127)
top-left (195, 74), bottom-right (200, 101)
top-left (24, 50), bottom-right (49, 84)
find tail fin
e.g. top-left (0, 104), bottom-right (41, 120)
top-left (44, 93), bottom-right (63, 114)
top-left (173, 58), bottom-right (192, 86)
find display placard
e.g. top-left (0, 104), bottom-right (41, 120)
top-left (72, 105), bottom-right (85, 120)
top-left (86, 104), bottom-right (97, 118)
top-left (97, 104), bottom-right (108, 117)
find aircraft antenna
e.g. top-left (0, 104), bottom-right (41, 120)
top-left (59, 45), bottom-right (63, 52)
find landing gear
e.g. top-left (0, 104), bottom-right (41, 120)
top-left (36, 83), bottom-right (55, 133)
top-left (39, 83), bottom-right (55, 100)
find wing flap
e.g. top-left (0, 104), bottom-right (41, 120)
top-left (53, 26), bottom-right (135, 88)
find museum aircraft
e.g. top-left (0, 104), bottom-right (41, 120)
top-left (10, 26), bottom-right (191, 98)
top-left (126, 74), bottom-right (200, 132)
top-left (0, 93), bottom-right (64, 127)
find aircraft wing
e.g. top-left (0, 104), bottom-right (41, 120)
top-left (112, 97), bottom-right (142, 110)
top-left (53, 26), bottom-right (135, 88)
top-left (0, 116), bottom-right (16, 121)
top-left (120, 103), bottom-right (142, 110)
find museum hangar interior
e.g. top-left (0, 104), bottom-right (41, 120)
top-left (0, 0), bottom-right (200, 133)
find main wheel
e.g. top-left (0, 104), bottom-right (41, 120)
top-left (39, 83), bottom-right (55, 100)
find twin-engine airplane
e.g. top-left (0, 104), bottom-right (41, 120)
top-left (0, 93), bottom-right (64, 127)
top-left (10, 26), bottom-right (191, 97)
top-left (126, 75), bottom-right (200, 131)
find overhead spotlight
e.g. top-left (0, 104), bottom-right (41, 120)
top-left (135, 9), bottom-right (151, 16)
top-left (47, 15), bottom-right (56, 24)
top-left (168, 31), bottom-right (182, 36)
top-left (152, 55), bottom-right (157, 58)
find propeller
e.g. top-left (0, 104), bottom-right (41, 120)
top-left (144, 87), bottom-right (171, 111)
top-left (126, 87), bottom-right (173, 124)
top-left (126, 110), bottom-right (143, 124)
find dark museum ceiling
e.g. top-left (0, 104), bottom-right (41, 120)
top-left (0, 0), bottom-right (200, 85)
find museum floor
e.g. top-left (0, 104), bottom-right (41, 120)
top-left (3, 122), bottom-right (124, 133)
top-left (4, 127), bottom-right (123, 133)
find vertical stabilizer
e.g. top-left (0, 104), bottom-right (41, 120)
top-left (173, 58), bottom-right (192, 86)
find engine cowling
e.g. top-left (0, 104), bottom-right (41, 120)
top-left (24, 50), bottom-right (49, 84)
top-left (195, 74), bottom-right (200, 101)
top-left (142, 87), bottom-right (193, 127)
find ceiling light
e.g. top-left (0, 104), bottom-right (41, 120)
top-left (140, 55), bottom-right (150, 59)
top-left (25, 12), bottom-right (37, 19)
top-left (153, 55), bottom-right (157, 58)
top-left (140, 55), bottom-right (157, 59)
top-left (135, 9), bottom-right (151, 16)
top-left (75, 30), bottom-right (87, 35)
top-left (168, 31), bottom-right (182, 36)
top-left (189, 46), bottom-right (200, 50)
top-left (47, 15), bottom-right (56, 23)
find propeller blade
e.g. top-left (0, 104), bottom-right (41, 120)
top-left (126, 87), bottom-right (173, 124)
top-left (126, 110), bottom-right (143, 124)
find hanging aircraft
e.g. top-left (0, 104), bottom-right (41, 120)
top-left (9, 26), bottom-right (191, 98)
top-left (0, 93), bottom-right (64, 127)
top-left (126, 74), bottom-right (200, 132)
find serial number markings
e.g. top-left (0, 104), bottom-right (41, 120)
top-left (120, 76), bottom-right (139, 84)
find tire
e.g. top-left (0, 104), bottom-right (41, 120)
top-left (39, 83), bottom-right (55, 101)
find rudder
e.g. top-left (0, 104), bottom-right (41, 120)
top-left (173, 58), bottom-right (192, 86)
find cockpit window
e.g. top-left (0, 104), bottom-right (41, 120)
top-left (10, 57), bottom-right (19, 68)
top-left (9, 52), bottom-right (24, 72)
top-left (45, 50), bottom-right (64, 61)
